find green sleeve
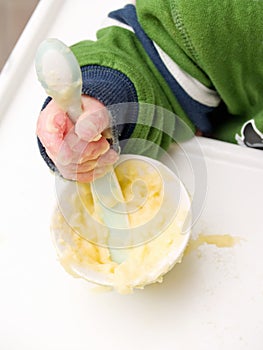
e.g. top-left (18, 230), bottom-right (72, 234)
top-left (70, 0), bottom-right (263, 151)
top-left (70, 25), bottom-right (195, 158)
top-left (137, 0), bottom-right (263, 147)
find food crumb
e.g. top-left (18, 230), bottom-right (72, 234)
top-left (185, 233), bottom-right (242, 255)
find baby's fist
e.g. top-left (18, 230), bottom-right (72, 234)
top-left (37, 95), bottom-right (119, 182)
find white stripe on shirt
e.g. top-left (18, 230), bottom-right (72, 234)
top-left (100, 16), bottom-right (135, 32)
top-left (100, 14), bottom-right (221, 108)
top-left (154, 43), bottom-right (221, 107)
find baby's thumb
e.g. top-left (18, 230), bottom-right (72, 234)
top-left (75, 115), bottom-right (99, 141)
top-left (75, 103), bottom-right (110, 141)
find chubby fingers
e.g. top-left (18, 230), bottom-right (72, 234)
top-left (36, 100), bottom-right (74, 158)
top-left (63, 166), bottom-right (111, 183)
top-left (75, 96), bottom-right (110, 142)
top-left (38, 95), bottom-right (118, 183)
top-left (57, 148), bottom-right (119, 183)
top-left (56, 133), bottom-right (109, 166)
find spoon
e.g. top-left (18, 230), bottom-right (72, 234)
top-left (35, 38), bottom-right (129, 263)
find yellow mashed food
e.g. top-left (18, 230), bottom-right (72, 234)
top-left (51, 159), bottom-right (190, 294)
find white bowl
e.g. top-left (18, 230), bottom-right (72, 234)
top-left (51, 154), bottom-right (192, 293)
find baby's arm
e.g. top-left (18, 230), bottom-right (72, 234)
top-left (37, 3), bottom-right (197, 182)
top-left (37, 7), bottom-right (194, 182)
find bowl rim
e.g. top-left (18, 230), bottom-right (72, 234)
top-left (51, 154), bottom-right (192, 289)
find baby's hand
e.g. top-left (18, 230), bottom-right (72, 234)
top-left (36, 95), bottom-right (119, 182)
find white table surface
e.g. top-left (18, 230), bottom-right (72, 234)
top-left (0, 1), bottom-right (263, 349)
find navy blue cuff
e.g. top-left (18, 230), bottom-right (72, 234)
top-left (81, 65), bottom-right (138, 140)
top-left (37, 136), bottom-right (57, 173)
top-left (37, 65), bottom-right (138, 173)
top-left (37, 95), bottom-right (58, 173)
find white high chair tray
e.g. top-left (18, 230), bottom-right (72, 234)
top-left (0, 1), bottom-right (262, 349)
